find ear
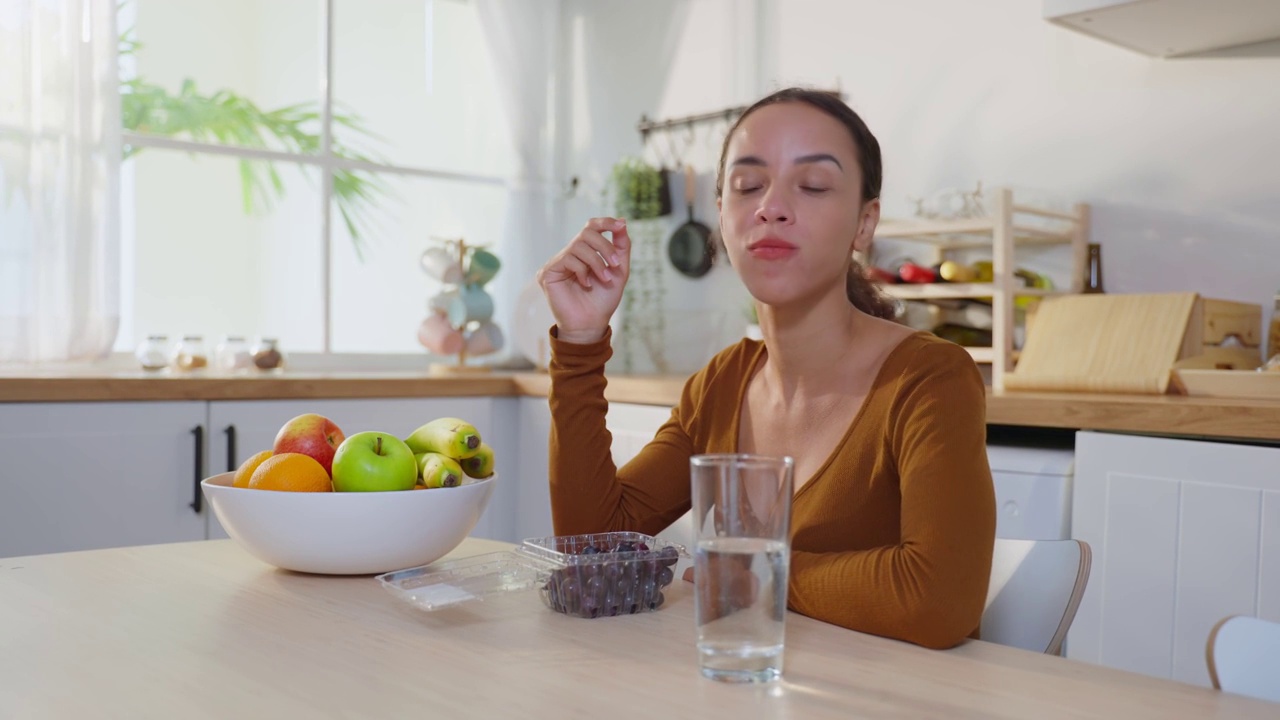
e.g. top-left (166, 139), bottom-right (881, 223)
top-left (852, 198), bottom-right (880, 254)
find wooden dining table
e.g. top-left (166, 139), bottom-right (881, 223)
top-left (0, 537), bottom-right (1274, 719)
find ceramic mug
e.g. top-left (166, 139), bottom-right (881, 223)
top-left (418, 313), bottom-right (465, 356)
top-left (428, 289), bottom-right (459, 316)
top-left (464, 249), bottom-right (501, 287)
top-left (448, 285), bottom-right (494, 328)
top-left (465, 321), bottom-right (505, 356)
top-left (421, 247), bottom-right (464, 284)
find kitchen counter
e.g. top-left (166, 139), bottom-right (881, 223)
top-left (1, 538), bottom-right (1273, 718)
top-left (1, 368), bottom-right (1277, 442)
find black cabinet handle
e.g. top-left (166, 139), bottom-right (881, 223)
top-left (190, 426), bottom-right (204, 514)
top-left (224, 424), bottom-right (237, 472)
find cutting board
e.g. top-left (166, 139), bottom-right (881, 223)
top-left (1004, 293), bottom-right (1199, 394)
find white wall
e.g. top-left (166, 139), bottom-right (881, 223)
top-left (551, 0), bottom-right (1280, 359)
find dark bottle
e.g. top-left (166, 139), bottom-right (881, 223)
top-left (1083, 243), bottom-right (1104, 294)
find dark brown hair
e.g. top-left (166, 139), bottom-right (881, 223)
top-left (716, 87), bottom-right (897, 320)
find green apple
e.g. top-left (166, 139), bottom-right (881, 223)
top-left (331, 431), bottom-right (418, 492)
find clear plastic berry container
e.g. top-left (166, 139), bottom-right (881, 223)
top-left (376, 532), bottom-right (687, 619)
top-left (521, 532), bottom-right (684, 619)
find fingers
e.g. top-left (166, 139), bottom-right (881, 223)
top-left (538, 218), bottom-right (631, 292)
top-left (582, 217), bottom-right (629, 266)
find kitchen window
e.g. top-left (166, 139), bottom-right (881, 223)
top-left (118, 0), bottom-right (516, 355)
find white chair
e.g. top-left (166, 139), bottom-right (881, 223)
top-left (982, 538), bottom-right (1091, 655)
top-left (1206, 614), bottom-right (1280, 702)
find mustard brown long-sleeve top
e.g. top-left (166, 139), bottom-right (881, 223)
top-left (547, 327), bottom-right (997, 650)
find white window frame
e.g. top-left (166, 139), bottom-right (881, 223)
top-left (121, 0), bottom-right (508, 353)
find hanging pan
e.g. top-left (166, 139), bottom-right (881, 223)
top-left (667, 165), bottom-right (715, 278)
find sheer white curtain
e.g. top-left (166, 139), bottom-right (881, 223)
top-left (474, 0), bottom-right (560, 347)
top-left (0, 0), bottom-right (120, 364)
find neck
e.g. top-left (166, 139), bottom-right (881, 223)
top-left (755, 288), bottom-right (864, 398)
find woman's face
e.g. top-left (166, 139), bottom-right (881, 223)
top-left (718, 102), bottom-right (878, 310)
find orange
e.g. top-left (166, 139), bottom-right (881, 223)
top-left (233, 450), bottom-right (274, 488)
top-left (248, 453), bottom-right (333, 492)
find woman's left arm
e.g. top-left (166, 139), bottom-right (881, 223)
top-left (786, 350), bottom-right (997, 649)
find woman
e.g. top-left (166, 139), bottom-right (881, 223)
top-left (535, 87), bottom-right (996, 649)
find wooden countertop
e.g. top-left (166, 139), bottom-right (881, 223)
top-left (1, 538), bottom-right (1272, 719)
top-left (1, 368), bottom-right (1277, 442)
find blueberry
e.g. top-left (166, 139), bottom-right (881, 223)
top-left (613, 541), bottom-right (636, 554)
top-left (635, 542), bottom-right (650, 553)
top-left (580, 545), bottom-right (602, 555)
top-left (656, 566), bottom-right (674, 588)
top-left (656, 546), bottom-right (679, 567)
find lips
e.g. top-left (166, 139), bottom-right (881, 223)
top-left (747, 238), bottom-right (798, 260)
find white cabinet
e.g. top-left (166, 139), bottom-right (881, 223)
top-left (515, 396), bottom-right (554, 542)
top-left (1068, 430), bottom-right (1280, 687)
top-left (0, 402), bottom-right (209, 558)
top-left (205, 397), bottom-right (513, 542)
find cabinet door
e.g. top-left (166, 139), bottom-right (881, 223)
top-left (0, 402), bottom-right (209, 558)
top-left (515, 396), bottom-right (554, 541)
top-left (205, 398), bottom-right (503, 540)
top-left (1068, 430), bottom-right (1280, 687)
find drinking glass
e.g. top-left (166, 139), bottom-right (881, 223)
top-left (690, 453), bottom-right (794, 683)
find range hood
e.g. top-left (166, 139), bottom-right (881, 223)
top-left (1044, 0), bottom-right (1280, 58)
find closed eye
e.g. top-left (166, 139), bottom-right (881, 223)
top-left (735, 186), bottom-right (762, 194)
top-left (801, 186), bottom-right (830, 193)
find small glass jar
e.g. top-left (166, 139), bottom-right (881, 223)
top-left (214, 335), bottom-right (253, 374)
top-left (135, 335), bottom-right (171, 372)
top-left (171, 335), bottom-right (209, 372)
top-left (250, 337), bottom-right (285, 372)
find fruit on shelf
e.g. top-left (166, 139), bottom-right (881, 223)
top-left (898, 262), bottom-right (938, 284)
top-left (938, 260), bottom-right (976, 283)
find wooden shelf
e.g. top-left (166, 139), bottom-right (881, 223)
top-left (866, 187), bottom-right (1091, 390)
top-left (881, 283), bottom-right (1062, 301)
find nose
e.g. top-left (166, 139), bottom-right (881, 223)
top-left (755, 186), bottom-right (793, 224)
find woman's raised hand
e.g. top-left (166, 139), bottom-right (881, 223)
top-left (535, 217), bottom-right (631, 344)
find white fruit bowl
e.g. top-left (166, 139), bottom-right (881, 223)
top-left (201, 472), bottom-right (495, 575)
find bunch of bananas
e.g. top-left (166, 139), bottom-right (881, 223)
top-left (404, 417), bottom-right (495, 488)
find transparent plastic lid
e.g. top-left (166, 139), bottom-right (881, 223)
top-left (377, 532), bottom-right (688, 616)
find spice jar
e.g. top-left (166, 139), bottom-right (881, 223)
top-left (135, 335), bottom-right (172, 372)
top-left (171, 335), bottom-right (209, 372)
top-left (250, 337), bottom-right (285, 372)
top-left (214, 335), bottom-right (253, 374)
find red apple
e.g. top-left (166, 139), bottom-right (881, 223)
top-left (272, 414), bottom-right (345, 476)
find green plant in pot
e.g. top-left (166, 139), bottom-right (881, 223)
top-left (607, 157), bottom-right (669, 373)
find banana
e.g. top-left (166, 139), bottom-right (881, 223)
top-left (417, 452), bottom-right (464, 488)
top-left (459, 442), bottom-right (495, 479)
top-left (404, 417), bottom-right (482, 459)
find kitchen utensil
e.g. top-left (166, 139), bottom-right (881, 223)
top-left (667, 165), bottom-right (715, 278)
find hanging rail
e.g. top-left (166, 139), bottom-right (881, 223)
top-left (636, 89), bottom-right (846, 142)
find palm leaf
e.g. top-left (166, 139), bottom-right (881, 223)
top-left (118, 22), bottom-right (391, 252)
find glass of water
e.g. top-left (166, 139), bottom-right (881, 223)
top-left (690, 453), bottom-right (794, 683)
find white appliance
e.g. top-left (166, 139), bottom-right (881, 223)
top-left (987, 444), bottom-right (1075, 541)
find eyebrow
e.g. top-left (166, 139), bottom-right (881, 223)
top-left (729, 153), bottom-right (844, 171)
